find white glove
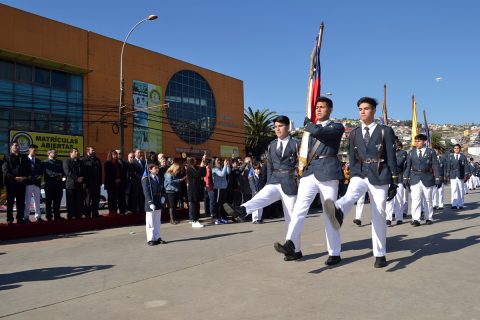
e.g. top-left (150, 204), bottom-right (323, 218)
top-left (160, 196), bottom-right (166, 204)
top-left (149, 204), bottom-right (156, 211)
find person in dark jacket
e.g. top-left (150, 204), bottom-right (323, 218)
top-left (43, 149), bottom-right (65, 221)
top-left (142, 163), bottom-right (167, 246)
top-left (2, 142), bottom-right (31, 224)
top-left (130, 149), bottom-right (146, 214)
top-left (186, 156), bottom-right (207, 228)
top-left (248, 162), bottom-right (266, 223)
top-left (82, 146), bottom-right (102, 218)
top-left (24, 144), bottom-right (44, 222)
top-left (164, 163), bottom-right (185, 224)
top-left (104, 150), bottom-right (126, 216)
top-left (63, 148), bottom-right (85, 220)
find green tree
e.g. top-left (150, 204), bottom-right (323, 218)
top-left (244, 107), bottom-right (276, 158)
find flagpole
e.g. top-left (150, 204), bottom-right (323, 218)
top-left (382, 83), bottom-right (388, 125)
top-left (411, 94), bottom-right (418, 147)
top-left (299, 22), bottom-right (324, 176)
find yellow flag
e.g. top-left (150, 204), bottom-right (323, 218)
top-left (411, 95), bottom-right (418, 147)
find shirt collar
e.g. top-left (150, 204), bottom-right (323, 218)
top-left (361, 121), bottom-right (377, 131)
top-left (316, 119), bottom-right (331, 126)
top-left (278, 136), bottom-right (290, 144)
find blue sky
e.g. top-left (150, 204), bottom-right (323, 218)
top-left (3, 0), bottom-right (479, 126)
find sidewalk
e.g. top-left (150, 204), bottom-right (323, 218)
top-left (1, 187), bottom-right (479, 320)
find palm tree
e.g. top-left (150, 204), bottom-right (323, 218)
top-left (244, 107), bottom-right (276, 158)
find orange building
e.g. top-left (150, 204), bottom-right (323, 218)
top-left (0, 4), bottom-right (245, 161)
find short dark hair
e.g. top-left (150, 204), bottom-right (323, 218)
top-left (414, 134), bottom-right (428, 141)
top-left (252, 162), bottom-right (262, 170)
top-left (148, 163), bottom-right (159, 170)
top-left (454, 144), bottom-right (461, 149)
top-left (315, 96), bottom-right (333, 109)
top-left (357, 97), bottom-right (378, 108)
top-left (273, 115), bottom-right (290, 126)
top-left (70, 148), bottom-right (79, 153)
top-left (28, 144), bottom-right (38, 149)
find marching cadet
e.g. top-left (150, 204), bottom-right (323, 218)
top-left (445, 144), bottom-right (468, 210)
top-left (142, 163), bottom-right (167, 246)
top-left (324, 97), bottom-right (398, 268)
top-left (273, 96), bottom-right (345, 264)
top-left (224, 115), bottom-right (299, 253)
top-left (353, 192), bottom-right (366, 226)
top-left (403, 134), bottom-right (441, 226)
top-left (466, 158), bottom-right (478, 190)
top-left (432, 147), bottom-right (446, 210)
top-left (386, 139), bottom-right (407, 225)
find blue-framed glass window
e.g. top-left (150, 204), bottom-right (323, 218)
top-left (165, 70), bottom-right (216, 145)
top-left (0, 59), bottom-right (83, 154)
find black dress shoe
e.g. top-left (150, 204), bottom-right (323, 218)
top-left (396, 220), bottom-right (403, 225)
top-left (411, 220), bottom-right (420, 227)
top-left (324, 199), bottom-right (343, 230)
top-left (325, 255), bottom-right (341, 266)
top-left (274, 240), bottom-right (295, 256)
top-left (353, 219), bottom-right (361, 226)
top-left (284, 251), bottom-right (303, 261)
top-left (155, 238), bottom-right (167, 245)
top-left (451, 206), bottom-right (457, 210)
top-left (458, 206), bottom-right (464, 210)
top-left (223, 203), bottom-right (247, 222)
top-left (433, 206), bottom-right (439, 210)
top-left (147, 241), bottom-right (156, 246)
top-left (425, 220), bottom-right (433, 225)
top-left (374, 256), bottom-right (388, 268)
top-left (386, 220), bottom-right (392, 226)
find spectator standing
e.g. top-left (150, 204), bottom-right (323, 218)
top-left (248, 163), bottom-right (266, 223)
top-left (82, 146), bottom-right (102, 218)
top-left (63, 148), bottom-right (85, 220)
top-left (186, 156), bottom-right (206, 228)
top-left (24, 144), bottom-right (44, 222)
top-left (131, 149), bottom-right (146, 214)
top-left (2, 142), bottom-right (31, 224)
top-left (212, 158), bottom-right (231, 224)
top-left (164, 163), bottom-right (185, 224)
top-left (104, 150), bottom-right (127, 216)
top-left (43, 149), bottom-right (65, 221)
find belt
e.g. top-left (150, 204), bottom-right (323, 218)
top-left (272, 169), bottom-right (294, 173)
top-left (412, 169), bottom-right (431, 173)
top-left (313, 154), bottom-right (337, 160)
top-left (361, 158), bottom-right (384, 164)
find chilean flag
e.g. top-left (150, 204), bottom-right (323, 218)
top-left (307, 24), bottom-right (323, 123)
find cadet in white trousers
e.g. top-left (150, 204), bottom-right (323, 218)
top-left (403, 134), bottom-right (441, 226)
top-left (353, 192), bottom-right (366, 226)
top-left (386, 140), bottom-right (407, 225)
top-left (142, 163), bottom-right (167, 246)
top-left (224, 116), bottom-right (299, 252)
top-left (445, 144), bottom-right (468, 210)
top-left (324, 97), bottom-right (398, 268)
top-left (274, 97), bottom-right (346, 264)
top-left (432, 148), bottom-right (445, 210)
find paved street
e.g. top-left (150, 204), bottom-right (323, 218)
top-left (1, 187), bottom-right (480, 320)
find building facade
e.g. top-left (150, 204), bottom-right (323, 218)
top-left (0, 4), bottom-right (245, 160)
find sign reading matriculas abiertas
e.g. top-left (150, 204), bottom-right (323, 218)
top-left (10, 130), bottom-right (83, 157)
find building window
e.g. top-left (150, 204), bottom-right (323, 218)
top-left (165, 70), bottom-right (216, 145)
top-left (0, 59), bottom-right (83, 154)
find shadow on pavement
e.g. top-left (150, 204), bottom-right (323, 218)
top-left (2, 231), bottom-right (99, 245)
top-left (167, 230), bottom-right (253, 243)
top-left (0, 265), bottom-right (114, 291)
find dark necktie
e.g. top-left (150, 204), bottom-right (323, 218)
top-left (364, 127), bottom-right (370, 146)
top-left (277, 141), bottom-right (283, 157)
top-left (419, 149), bottom-right (423, 158)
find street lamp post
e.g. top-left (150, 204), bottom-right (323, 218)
top-left (119, 14), bottom-right (157, 159)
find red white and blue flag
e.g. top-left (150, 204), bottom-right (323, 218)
top-left (306, 24), bottom-right (323, 123)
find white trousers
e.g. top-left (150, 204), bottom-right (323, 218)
top-left (451, 178), bottom-right (465, 207)
top-left (386, 183), bottom-right (404, 221)
top-left (146, 209), bottom-right (161, 241)
top-left (432, 185), bottom-right (444, 208)
top-left (251, 209), bottom-right (263, 222)
top-left (403, 187), bottom-right (409, 215)
top-left (355, 193), bottom-right (366, 220)
top-left (286, 175), bottom-right (340, 255)
top-left (242, 184), bottom-right (296, 233)
top-left (336, 177), bottom-right (388, 257)
top-left (24, 184), bottom-right (41, 219)
top-left (411, 181), bottom-right (433, 221)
